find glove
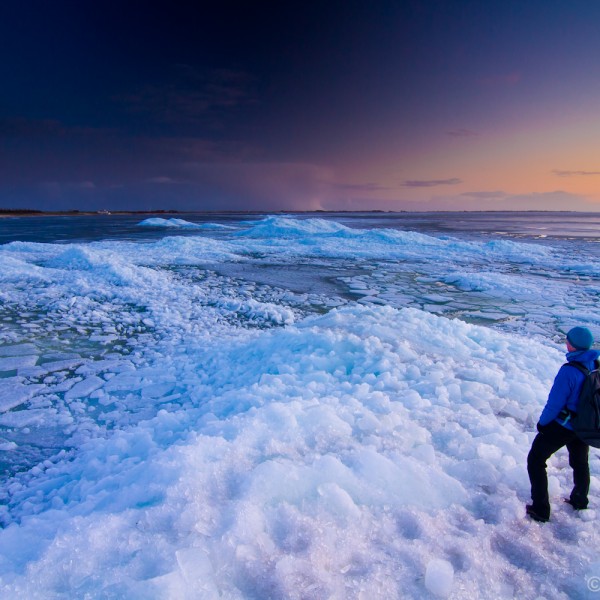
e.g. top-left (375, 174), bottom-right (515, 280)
top-left (537, 422), bottom-right (552, 434)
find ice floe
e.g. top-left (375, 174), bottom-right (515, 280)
top-left (0, 215), bottom-right (599, 598)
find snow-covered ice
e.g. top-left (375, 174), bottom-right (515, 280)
top-left (0, 213), bottom-right (599, 599)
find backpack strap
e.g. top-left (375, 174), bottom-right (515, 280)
top-left (565, 362), bottom-right (590, 375)
top-left (560, 363), bottom-right (590, 420)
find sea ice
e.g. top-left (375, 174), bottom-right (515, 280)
top-left (0, 215), bottom-right (599, 599)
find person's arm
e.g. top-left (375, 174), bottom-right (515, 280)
top-left (538, 365), bottom-right (577, 426)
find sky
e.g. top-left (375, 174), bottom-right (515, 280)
top-left (1, 0), bottom-right (600, 212)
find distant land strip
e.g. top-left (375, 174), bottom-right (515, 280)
top-left (0, 209), bottom-right (181, 217)
top-left (0, 208), bottom-right (594, 218)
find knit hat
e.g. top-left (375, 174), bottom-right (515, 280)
top-left (567, 326), bottom-right (594, 350)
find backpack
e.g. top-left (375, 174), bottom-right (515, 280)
top-left (566, 361), bottom-right (600, 448)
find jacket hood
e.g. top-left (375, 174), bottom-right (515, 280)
top-left (566, 348), bottom-right (600, 365)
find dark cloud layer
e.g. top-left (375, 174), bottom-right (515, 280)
top-left (402, 178), bottom-right (462, 188)
top-left (461, 191), bottom-right (507, 199)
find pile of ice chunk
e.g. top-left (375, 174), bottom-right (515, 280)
top-left (138, 217), bottom-right (235, 230)
top-left (1, 304), bottom-right (598, 598)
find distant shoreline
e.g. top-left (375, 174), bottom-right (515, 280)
top-left (0, 210), bottom-right (183, 218)
top-left (0, 208), bottom-right (597, 218)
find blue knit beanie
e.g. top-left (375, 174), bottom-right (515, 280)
top-left (567, 326), bottom-right (594, 350)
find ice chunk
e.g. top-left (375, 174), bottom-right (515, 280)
top-left (548, 475), bottom-right (561, 497)
top-left (64, 376), bottom-right (105, 400)
top-left (0, 343), bottom-right (38, 357)
top-left (317, 482), bottom-right (361, 523)
top-left (0, 408), bottom-right (57, 428)
top-left (237, 215), bottom-right (353, 238)
top-left (0, 355), bottom-right (37, 372)
top-left (424, 559), bottom-right (454, 598)
top-left (39, 359), bottom-right (85, 373)
top-left (103, 373), bottom-right (145, 392)
top-left (422, 294), bottom-right (453, 303)
top-left (175, 547), bottom-right (219, 593)
top-left (0, 380), bottom-right (45, 413)
top-left (137, 217), bottom-right (205, 228)
top-left (140, 382), bottom-right (175, 399)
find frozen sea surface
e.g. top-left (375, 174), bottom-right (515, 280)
top-left (0, 212), bottom-right (599, 598)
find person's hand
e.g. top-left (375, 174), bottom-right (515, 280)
top-left (537, 422), bottom-right (552, 434)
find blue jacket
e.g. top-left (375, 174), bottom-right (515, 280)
top-left (539, 349), bottom-right (600, 429)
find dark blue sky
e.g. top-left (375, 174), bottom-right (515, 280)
top-left (2, 1), bottom-right (600, 211)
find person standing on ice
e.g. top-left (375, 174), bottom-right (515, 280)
top-left (526, 326), bottom-right (600, 522)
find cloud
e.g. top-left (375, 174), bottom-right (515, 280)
top-left (0, 118), bottom-right (66, 137)
top-left (461, 190), bottom-right (507, 199)
top-left (37, 181), bottom-right (97, 199)
top-left (0, 117), bottom-right (110, 139)
top-left (146, 176), bottom-right (178, 184)
top-left (179, 161), bottom-right (333, 211)
top-left (328, 182), bottom-right (391, 192)
top-left (77, 181), bottom-right (96, 189)
top-left (402, 178), bottom-right (462, 188)
top-left (0, 161), bottom-right (332, 212)
top-left (119, 66), bottom-right (256, 127)
top-left (553, 169), bottom-right (600, 177)
top-left (446, 129), bottom-right (478, 138)
top-left (0, 120), bottom-right (261, 189)
top-left (479, 72), bottom-right (521, 87)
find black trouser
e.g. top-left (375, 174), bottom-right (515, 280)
top-left (527, 420), bottom-right (590, 519)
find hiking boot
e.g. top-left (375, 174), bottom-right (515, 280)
top-left (564, 498), bottom-right (588, 510)
top-left (526, 504), bottom-right (549, 522)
